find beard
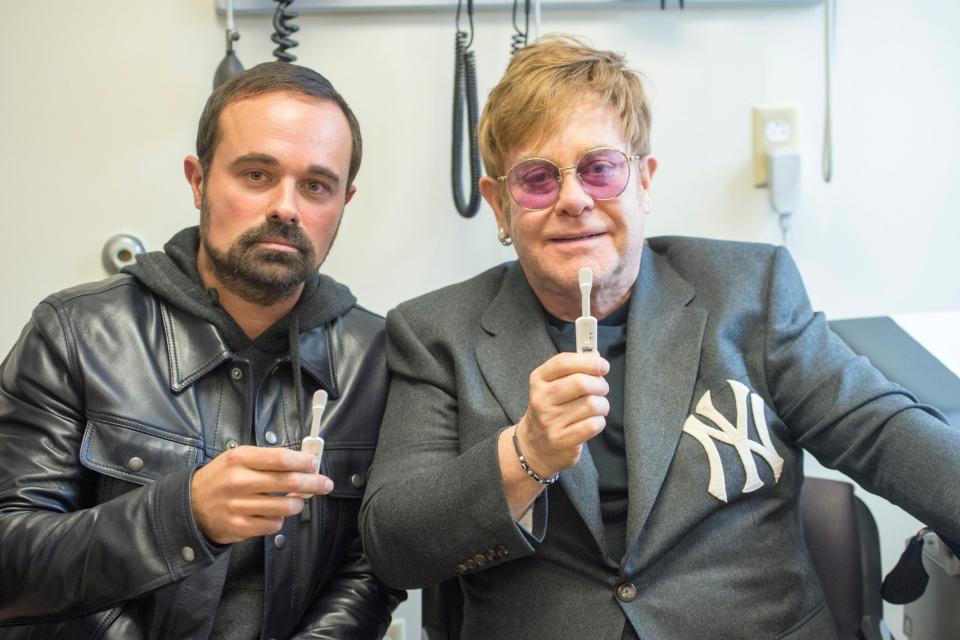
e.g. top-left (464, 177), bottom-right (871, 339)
top-left (199, 196), bottom-right (324, 307)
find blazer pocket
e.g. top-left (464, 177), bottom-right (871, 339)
top-left (323, 446), bottom-right (376, 499)
top-left (79, 414), bottom-right (203, 486)
top-left (776, 600), bottom-right (840, 640)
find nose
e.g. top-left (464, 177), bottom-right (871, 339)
top-left (269, 177), bottom-right (300, 225)
top-left (554, 165), bottom-right (593, 217)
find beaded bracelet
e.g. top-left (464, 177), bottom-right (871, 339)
top-left (512, 427), bottom-right (559, 485)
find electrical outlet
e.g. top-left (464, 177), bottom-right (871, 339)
top-left (752, 106), bottom-right (799, 187)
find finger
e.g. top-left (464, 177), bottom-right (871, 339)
top-left (536, 352), bottom-right (610, 382)
top-left (218, 446), bottom-right (320, 474)
top-left (555, 415), bottom-right (607, 448)
top-left (223, 495), bottom-right (308, 519)
top-left (541, 373), bottom-right (609, 406)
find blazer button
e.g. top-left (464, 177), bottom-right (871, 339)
top-left (486, 549), bottom-right (498, 562)
top-left (473, 553), bottom-right (488, 567)
top-left (495, 545), bottom-right (508, 558)
top-left (617, 583), bottom-right (637, 602)
top-left (350, 473), bottom-right (365, 488)
top-left (264, 431), bottom-right (278, 445)
top-left (273, 534), bottom-right (286, 550)
top-left (455, 563), bottom-right (467, 574)
top-left (126, 457), bottom-right (144, 472)
top-left (464, 559), bottom-right (477, 570)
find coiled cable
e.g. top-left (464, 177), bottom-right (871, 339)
top-left (271, 0), bottom-right (299, 63)
top-left (451, 2), bottom-right (481, 219)
top-left (511, 0), bottom-right (532, 55)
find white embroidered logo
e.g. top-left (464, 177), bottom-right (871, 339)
top-left (681, 379), bottom-right (784, 503)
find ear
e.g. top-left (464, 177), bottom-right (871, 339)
top-left (480, 176), bottom-right (510, 234)
top-left (344, 183), bottom-right (357, 205)
top-left (639, 155), bottom-right (658, 191)
top-left (184, 156), bottom-right (204, 210)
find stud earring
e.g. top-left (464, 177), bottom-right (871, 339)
top-left (497, 227), bottom-right (513, 247)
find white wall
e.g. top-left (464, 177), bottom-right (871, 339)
top-left (1, 1), bottom-right (958, 636)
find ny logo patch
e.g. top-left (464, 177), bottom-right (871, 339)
top-left (682, 380), bottom-right (784, 503)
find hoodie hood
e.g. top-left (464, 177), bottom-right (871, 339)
top-left (123, 226), bottom-right (356, 353)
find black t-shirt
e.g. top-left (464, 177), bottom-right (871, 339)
top-left (547, 302), bottom-right (630, 563)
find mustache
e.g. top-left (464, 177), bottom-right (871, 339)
top-left (237, 221), bottom-right (313, 254)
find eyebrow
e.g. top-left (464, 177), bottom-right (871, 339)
top-left (229, 153), bottom-right (342, 187)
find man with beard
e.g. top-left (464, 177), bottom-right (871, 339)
top-left (0, 62), bottom-right (403, 639)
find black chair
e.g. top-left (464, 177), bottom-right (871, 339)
top-left (800, 477), bottom-right (893, 640)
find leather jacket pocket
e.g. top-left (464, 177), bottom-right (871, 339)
top-left (79, 414), bottom-right (203, 486)
top-left (324, 446), bottom-right (376, 498)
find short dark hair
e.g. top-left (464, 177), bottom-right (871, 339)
top-left (196, 62), bottom-right (362, 186)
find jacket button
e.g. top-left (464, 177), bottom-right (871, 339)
top-left (226, 440), bottom-right (239, 449)
top-left (273, 534), bottom-right (286, 550)
top-left (230, 367), bottom-right (243, 380)
top-left (486, 550), bottom-right (498, 562)
top-left (350, 473), bottom-right (365, 488)
top-left (264, 431), bottom-right (278, 445)
top-left (617, 583), bottom-right (637, 602)
top-left (464, 559), bottom-right (477, 570)
top-left (181, 546), bottom-right (195, 562)
top-left (495, 545), bottom-right (508, 558)
top-left (126, 457), bottom-right (144, 472)
top-left (473, 553), bottom-right (488, 567)
top-left (455, 563), bottom-right (467, 574)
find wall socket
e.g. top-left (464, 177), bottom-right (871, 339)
top-left (752, 106), bottom-right (799, 187)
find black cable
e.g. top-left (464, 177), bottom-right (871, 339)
top-left (271, 0), bottom-right (299, 63)
top-left (451, 2), bottom-right (481, 219)
top-left (510, 0), bottom-right (532, 55)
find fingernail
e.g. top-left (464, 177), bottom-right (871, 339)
top-left (322, 478), bottom-right (334, 493)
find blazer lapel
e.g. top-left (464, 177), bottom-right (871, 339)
top-left (623, 246), bottom-right (707, 549)
top-left (475, 263), bottom-right (606, 554)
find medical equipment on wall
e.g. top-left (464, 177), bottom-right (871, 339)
top-left (213, 0), bottom-right (302, 89)
top-left (272, 0), bottom-right (300, 62)
top-left (821, 0), bottom-right (836, 182)
top-left (214, 0), bottom-right (245, 88)
top-left (451, 0), bottom-right (482, 218)
top-left (102, 234), bottom-right (146, 275)
top-left (218, 1), bottom-right (823, 12)
top-left (510, 0), bottom-right (531, 54)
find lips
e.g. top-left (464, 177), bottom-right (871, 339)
top-left (548, 231), bottom-right (606, 243)
top-left (255, 238), bottom-right (299, 251)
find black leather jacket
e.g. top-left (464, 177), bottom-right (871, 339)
top-left (0, 275), bottom-right (403, 639)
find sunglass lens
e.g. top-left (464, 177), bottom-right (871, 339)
top-left (507, 159), bottom-right (560, 210)
top-left (577, 149), bottom-right (629, 199)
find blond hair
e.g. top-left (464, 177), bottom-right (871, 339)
top-left (478, 35), bottom-right (652, 180)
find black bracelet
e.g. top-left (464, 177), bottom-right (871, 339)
top-left (512, 427), bottom-right (558, 485)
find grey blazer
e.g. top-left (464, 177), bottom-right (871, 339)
top-left (360, 237), bottom-right (960, 640)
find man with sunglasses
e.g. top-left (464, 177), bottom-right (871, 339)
top-left (360, 36), bottom-right (960, 639)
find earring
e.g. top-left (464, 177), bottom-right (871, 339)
top-left (497, 227), bottom-right (513, 247)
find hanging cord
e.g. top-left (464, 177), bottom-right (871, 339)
top-left (510, 0), bottom-right (532, 55)
top-left (272, 0), bottom-right (300, 63)
top-left (451, 0), bottom-right (482, 219)
top-left (532, 0), bottom-right (542, 40)
top-left (822, 0), bottom-right (837, 182)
